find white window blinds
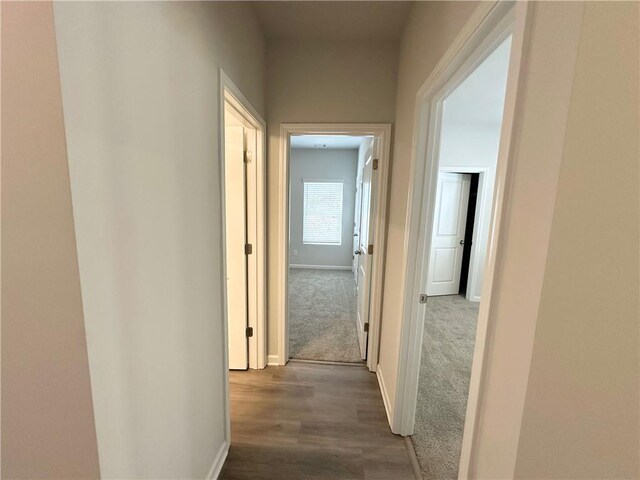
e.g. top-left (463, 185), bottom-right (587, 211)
top-left (303, 181), bottom-right (343, 245)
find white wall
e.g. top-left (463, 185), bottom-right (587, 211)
top-left (266, 38), bottom-right (399, 357)
top-left (53, 2), bottom-right (265, 478)
top-left (289, 149), bottom-right (358, 268)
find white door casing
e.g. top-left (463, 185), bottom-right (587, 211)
top-left (277, 124), bottom-right (392, 371)
top-left (426, 172), bottom-right (471, 296)
top-left (356, 139), bottom-right (376, 360)
top-left (224, 118), bottom-right (248, 370)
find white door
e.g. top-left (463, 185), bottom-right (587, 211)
top-left (224, 116), bottom-right (248, 370)
top-left (355, 140), bottom-right (376, 360)
top-left (352, 177), bottom-right (363, 283)
top-left (426, 172), bottom-right (471, 296)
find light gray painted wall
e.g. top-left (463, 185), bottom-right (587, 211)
top-left (289, 149), bottom-right (358, 267)
top-left (266, 38), bottom-right (399, 356)
top-left (53, 2), bottom-right (266, 478)
top-left (515, 2), bottom-right (639, 477)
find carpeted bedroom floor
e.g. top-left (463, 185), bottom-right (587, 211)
top-left (412, 294), bottom-right (480, 480)
top-left (288, 268), bottom-right (362, 363)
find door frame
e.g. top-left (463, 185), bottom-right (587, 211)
top-left (219, 68), bottom-right (267, 375)
top-left (277, 123), bottom-right (392, 372)
top-left (390, 0), bottom-right (532, 476)
top-left (426, 171), bottom-right (472, 297)
top-left (438, 166), bottom-right (491, 302)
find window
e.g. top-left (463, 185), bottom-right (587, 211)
top-left (303, 180), bottom-right (343, 245)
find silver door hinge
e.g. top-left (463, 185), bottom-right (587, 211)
top-left (246, 326), bottom-right (253, 338)
top-left (364, 323), bottom-right (369, 333)
top-left (244, 243), bottom-right (253, 255)
top-left (243, 150), bottom-right (253, 163)
top-left (373, 158), bottom-right (379, 170)
top-left (419, 294), bottom-right (428, 304)
top-left (367, 244), bottom-right (374, 255)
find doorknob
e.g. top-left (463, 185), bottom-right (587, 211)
top-left (459, 239), bottom-right (465, 245)
top-left (354, 249), bottom-right (362, 255)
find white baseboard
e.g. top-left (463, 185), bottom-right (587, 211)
top-left (289, 264), bottom-right (352, 270)
top-left (267, 354), bottom-right (280, 366)
top-left (376, 364), bottom-right (393, 427)
top-left (206, 440), bottom-right (229, 479)
top-left (404, 436), bottom-right (424, 480)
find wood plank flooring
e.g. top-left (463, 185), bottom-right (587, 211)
top-left (220, 362), bottom-right (415, 480)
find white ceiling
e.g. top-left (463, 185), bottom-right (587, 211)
top-left (443, 36), bottom-right (512, 126)
top-left (290, 135), bottom-right (368, 150)
top-left (251, 1), bottom-right (414, 41)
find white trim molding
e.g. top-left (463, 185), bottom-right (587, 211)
top-left (206, 440), bottom-right (229, 480)
top-left (389, 1), bottom-right (534, 478)
top-left (277, 123), bottom-right (392, 371)
top-left (267, 354), bottom-right (280, 367)
top-left (220, 70), bottom-right (267, 372)
top-left (219, 69), bottom-right (267, 448)
top-left (289, 264), bottom-right (352, 270)
top-left (376, 364), bottom-right (393, 427)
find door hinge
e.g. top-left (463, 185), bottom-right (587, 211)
top-left (367, 244), bottom-right (374, 255)
top-left (244, 243), bottom-right (253, 255)
top-left (419, 294), bottom-right (428, 304)
top-left (372, 158), bottom-right (379, 170)
top-left (364, 322), bottom-right (369, 333)
top-left (245, 326), bottom-right (253, 338)
top-left (243, 150), bottom-right (252, 163)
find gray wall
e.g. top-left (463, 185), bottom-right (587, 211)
top-left (266, 38), bottom-right (399, 356)
top-left (53, 1), bottom-right (266, 477)
top-left (289, 148), bottom-right (358, 268)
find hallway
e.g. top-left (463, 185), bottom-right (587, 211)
top-left (5, 2), bottom-right (638, 479)
top-left (220, 362), bottom-right (414, 479)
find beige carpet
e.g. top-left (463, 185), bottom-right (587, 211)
top-left (412, 294), bottom-right (480, 480)
top-left (288, 268), bottom-right (362, 363)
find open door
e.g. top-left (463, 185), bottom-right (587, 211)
top-left (352, 176), bottom-right (363, 284)
top-left (225, 108), bottom-right (248, 370)
top-left (426, 172), bottom-right (471, 296)
top-left (355, 139), bottom-right (376, 360)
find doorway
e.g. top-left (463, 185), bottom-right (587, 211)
top-left (287, 135), bottom-right (372, 363)
top-left (277, 124), bottom-right (391, 372)
top-left (390, 1), bottom-right (529, 478)
top-left (413, 33), bottom-right (512, 479)
top-left (287, 135), bottom-right (380, 364)
top-left (220, 71), bottom-right (266, 372)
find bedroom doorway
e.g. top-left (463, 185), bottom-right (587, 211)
top-left (390, 1), bottom-right (531, 477)
top-left (287, 135), bottom-right (374, 364)
top-left (276, 124), bottom-right (391, 371)
top-left (411, 32), bottom-right (513, 479)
